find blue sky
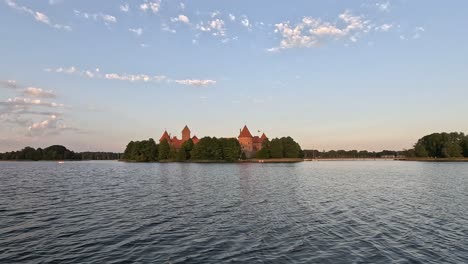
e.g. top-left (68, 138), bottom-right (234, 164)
top-left (1, 0), bottom-right (467, 152)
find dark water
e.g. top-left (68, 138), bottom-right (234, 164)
top-left (1, 161), bottom-right (468, 263)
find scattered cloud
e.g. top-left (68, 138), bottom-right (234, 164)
top-left (27, 114), bottom-right (78, 136)
top-left (268, 11), bottom-right (371, 52)
top-left (23, 87), bottom-right (56, 98)
top-left (229, 14), bottom-right (236, 21)
top-left (120, 3), bottom-right (129, 13)
top-left (375, 23), bottom-right (393, 32)
top-left (413, 26), bottom-right (425, 39)
top-left (211, 10), bottom-right (220, 18)
top-left (0, 97), bottom-right (64, 108)
top-left (43, 66), bottom-right (217, 87)
top-left (129, 27), bottom-right (143, 36)
top-left (5, 0), bottom-right (71, 31)
top-left (171, 14), bottom-right (190, 24)
top-left (161, 23), bottom-right (176, 33)
top-left (74, 10), bottom-right (117, 25)
top-left (140, 1), bottom-right (160, 14)
top-left (48, 0), bottom-right (63, 5)
top-left (104, 73), bottom-right (166, 82)
top-left (180, 3), bottom-right (185, 10)
top-left (240, 15), bottom-right (252, 30)
top-left (196, 19), bottom-right (226, 37)
top-left (376, 2), bottom-right (391, 12)
top-left (0, 80), bottom-right (18, 89)
top-left (174, 79), bottom-right (216, 86)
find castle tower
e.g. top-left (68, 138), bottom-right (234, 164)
top-left (159, 130), bottom-right (171, 143)
top-left (182, 125), bottom-right (191, 141)
top-left (238, 125), bottom-right (254, 153)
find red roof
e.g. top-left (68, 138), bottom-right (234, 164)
top-left (182, 125), bottom-right (190, 133)
top-left (192, 135), bottom-right (199, 144)
top-left (260, 133), bottom-right (267, 140)
top-left (159, 131), bottom-right (170, 142)
top-left (238, 125), bottom-right (253, 138)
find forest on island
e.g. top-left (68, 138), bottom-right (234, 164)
top-left (123, 136), bottom-right (303, 162)
top-left (303, 132), bottom-right (468, 159)
top-left (0, 145), bottom-right (121, 161)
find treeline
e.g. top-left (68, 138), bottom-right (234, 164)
top-left (256, 137), bottom-right (303, 159)
top-left (302, 149), bottom-right (408, 159)
top-left (123, 136), bottom-right (303, 162)
top-left (123, 137), bottom-right (242, 162)
top-left (413, 132), bottom-right (468, 158)
top-left (0, 145), bottom-right (121, 161)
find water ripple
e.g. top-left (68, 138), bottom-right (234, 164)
top-left (1, 161), bottom-right (468, 263)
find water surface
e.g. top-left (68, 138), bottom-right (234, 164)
top-left (1, 161), bottom-right (467, 263)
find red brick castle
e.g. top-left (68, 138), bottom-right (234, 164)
top-left (159, 125), bottom-right (267, 157)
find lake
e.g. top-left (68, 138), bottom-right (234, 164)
top-left (1, 161), bottom-right (468, 263)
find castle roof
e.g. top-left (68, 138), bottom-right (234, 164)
top-left (260, 133), bottom-right (267, 140)
top-left (238, 125), bottom-right (253, 138)
top-left (160, 131), bottom-right (170, 142)
top-left (192, 135), bottom-right (199, 144)
top-left (182, 125), bottom-right (190, 133)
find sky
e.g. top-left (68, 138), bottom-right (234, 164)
top-left (0, 0), bottom-right (467, 152)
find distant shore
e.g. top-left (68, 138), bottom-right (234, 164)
top-left (396, 157), bottom-right (468, 162)
top-left (120, 158), bottom-right (304, 164)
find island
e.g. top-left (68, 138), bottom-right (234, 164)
top-left (122, 125), bottom-right (303, 163)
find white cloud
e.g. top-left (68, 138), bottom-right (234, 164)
top-left (45, 66), bottom-right (217, 86)
top-left (6, 0), bottom-right (71, 31)
top-left (413, 26), bottom-right (425, 39)
top-left (376, 2), bottom-right (390, 12)
top-left (129, 27), bottom-right (143, 36)
top-left (27, 115), bottom-right (77, 136)
top-left (48, 0), bottom-right (63, 5)
top-left (229, 14), bottom-right (236, 21)
top-left (240, 15), bottom-right (251, 30)
top-left (140, 1), bottom-right (160, 14)
top-left (161, 23), bottom-right (176, 33)
top-left (1, 97), bottom-right (64, 108)
top-left (174, 79), bottom-right (216, 86)
top-left (269, 11), bottom-right (371, 51)
top-left (104, 73), bottom-right (166, 82)
top-left (180, 3), bottom-right (185, 10)
top-left (0, 80), bottom-right (18, 89)
top-left (196, 19), bottom-right (226, 37)
top-left (375, 23), bottom-right (393, 32)
top-left (24, 87), bottom-right (56, 98)
top-left (211, 10), bottom-right (220, 18)
top-left (74, 10), bottom-right (117, 25)
top-left (171, 14), bottom-right (190, 24)
top-left (120, 3), bottom-right (129, 13)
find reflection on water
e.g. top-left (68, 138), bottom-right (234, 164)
top-left (1, 161), bottom-right (468, 263)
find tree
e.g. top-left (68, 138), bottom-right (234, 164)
top-left (269, 138), bottom-right (284, 158)
top-left (191, 137), bottom-right (223, 160)
top-left (414, 143), bottom-right (429, 157)
top-left (256, 139), bottom-right (271, 159)
top-left (158, 139), bottom-right (170, 160)
top-left (220, 138), bottom-right (241, 162)
top-left (177, 139), bottom-right (194, 161)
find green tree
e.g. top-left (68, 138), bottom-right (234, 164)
top-left (220, 138), bottom-right (241, 162)
top-left (177, 139), bottom-right (194, 161)
top-left (269, 138), bottom-right (284, 158)
top-left (191, 137), bottom-right (223, 160)
top-left (158, 139), bottom-right (170, 160)
top-left (256, 139), bottom-right (271, 159)
top-left (414, 143), bottom-right (429, 157)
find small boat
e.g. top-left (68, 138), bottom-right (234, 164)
top-left (58, 161), bottom-right (65, 164)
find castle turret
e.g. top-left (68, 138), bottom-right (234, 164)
top-left (238, 125), bottom-right (254, 153)
top-left (182, 125), bottom-right (191, 141)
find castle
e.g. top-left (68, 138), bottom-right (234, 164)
top-left (159, 125), bottom-right (267, 157)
